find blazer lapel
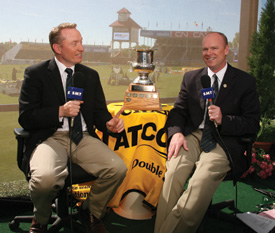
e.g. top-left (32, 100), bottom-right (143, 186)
top-left (48, 58), bottom-right (65, 103)
top-left (215, 64), bottom-right (237, 105)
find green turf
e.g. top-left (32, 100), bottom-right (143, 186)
top-left (1, 175), bottom-right (274, 233)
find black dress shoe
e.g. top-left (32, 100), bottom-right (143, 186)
top-left (29, 218), bottom-right (47, 233)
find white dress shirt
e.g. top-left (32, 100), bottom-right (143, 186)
top-left (198, 63), bottom-right (228, 129)
top-left (55, 57), bottom-right (87, 132)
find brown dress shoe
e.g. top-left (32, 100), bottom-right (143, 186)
top-left (29, 218), bottom-right (47, 233)
top-left (88, 215), bottom-right (107, 233)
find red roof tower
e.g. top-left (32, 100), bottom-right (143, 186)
top-left (110, 8), bottom-right (142, 63)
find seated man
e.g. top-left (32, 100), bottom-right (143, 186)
top-left (154, 32), bottom-right (261, 233)
top-left (18, 22), bottom-right (127, 233)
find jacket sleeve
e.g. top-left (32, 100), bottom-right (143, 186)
top-left (220, 74), bottom-right (261, 137)
top-left (19, 65), bottom-right (62, 130)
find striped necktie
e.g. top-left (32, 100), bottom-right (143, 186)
top-left (200, 74), bottom-right (219, 152)
top-left (212, 74), bottom-right (219, 102)
top-left (65, 68), bottom-right (83, 145)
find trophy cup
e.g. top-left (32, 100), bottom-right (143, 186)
top-left (124, 49), bottom-right (161, 110)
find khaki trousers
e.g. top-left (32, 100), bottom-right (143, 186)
top-left (154, 130), bottom-right (230, 233)
top-left (29, 131), bottom-right (127, 224)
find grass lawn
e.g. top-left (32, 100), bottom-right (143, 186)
top-left (0, 112), bottom-right (22, 182)
top-left (0, 63), bottom-right (183, 104)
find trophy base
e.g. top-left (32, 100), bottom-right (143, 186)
top-left (124, 84), bottom-right (162, 111)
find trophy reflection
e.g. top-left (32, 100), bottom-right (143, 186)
top-left (124, 49), bottom-right (161, 110)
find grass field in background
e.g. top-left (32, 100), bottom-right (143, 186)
top-left (0, 63), bottom-right (183, 104)
top-left (0, 112), bottom-right (22, 182)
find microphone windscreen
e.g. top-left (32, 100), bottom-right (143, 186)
top-left (201, 75), bottom-right (211, 88)
top-left (73, 72), bottom-right (85, 88)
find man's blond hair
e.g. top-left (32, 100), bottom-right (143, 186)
top-left (49, 23), bottom-right (77, 52)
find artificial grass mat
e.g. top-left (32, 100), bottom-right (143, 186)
top-left (0, 173), bottom-right (274, 233)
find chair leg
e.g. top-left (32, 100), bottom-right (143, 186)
top-left (9, 215), bottom-right (34, 231)
top-left (197, 199), bottom-right (236, 233)
top-left (48, 215), bottom-right (65, 233)
top-left (209, 199), bottom-right (234, 211)
top-left (48, 210), bottom-right (86, 233)
top-left (208, 199), bottom-right (236, 223)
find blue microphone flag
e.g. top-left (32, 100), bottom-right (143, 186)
top-left (201, 87), bottom-right (215, 100)
top-left (67, 87), bottom-right (84, 100)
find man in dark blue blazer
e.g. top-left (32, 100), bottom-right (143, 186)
top-left (19, 23), bottom-right (127, 233)
top-left (155, 32), bottom-right (260, 233)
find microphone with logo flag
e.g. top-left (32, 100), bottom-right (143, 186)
top-left (201, 74), bottom-right (217, 127)
top-left (67, 72), bottom-right (85, 127)
top-left (201, 74), bottom-right (215, 105)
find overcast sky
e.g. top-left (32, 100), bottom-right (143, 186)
top-left (0, 0), bottom-right (265, 45)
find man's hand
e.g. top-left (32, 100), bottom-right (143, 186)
top-left (167, 132), bottom-right (188, 161)
top-left (106, 105), bottom-right (124, 133)
top-left (59, 100), bottom-right (83, 117)
top-left (208, 105), bottom-right (222, 125)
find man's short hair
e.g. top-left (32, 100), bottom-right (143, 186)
top-left (49, 23), bottom-right (77, 52)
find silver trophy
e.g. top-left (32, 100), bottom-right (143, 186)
top-left (132, 50), bottom-right (155, 85)
top-left (124, 49), bottom-right (161, 110)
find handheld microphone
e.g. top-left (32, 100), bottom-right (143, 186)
top-left (201, 75), bottom-right (217, 127)
top-left (67, 72), bottom-right (85, 100)
top-left (201, 75), bottom-right (215, 105)
top-left (67, 72), bottom-right (85, 127)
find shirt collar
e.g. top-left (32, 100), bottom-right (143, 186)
top-left (54, 57), bottom-right (75, 75)
top-left (207, 62), bottom-right (228, 84)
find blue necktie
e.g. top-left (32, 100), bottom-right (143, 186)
top-left (65, 68), bottom-right (83, 145)
top-left (212, 74), bottom-right (219, 102)
top-left (200, 74), bottom-right (219, 152)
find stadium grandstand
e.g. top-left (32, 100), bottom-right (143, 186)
top-left (140, 29), bottom-right (234, 66)
top-left (141, 30), bottom-right (207, 66)
top-left (1, 42), bottom-right (111, 65)
top-left (15, 42), bottom-right (53, 61)
top-left (2, 31), bottom-right (234, 66)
